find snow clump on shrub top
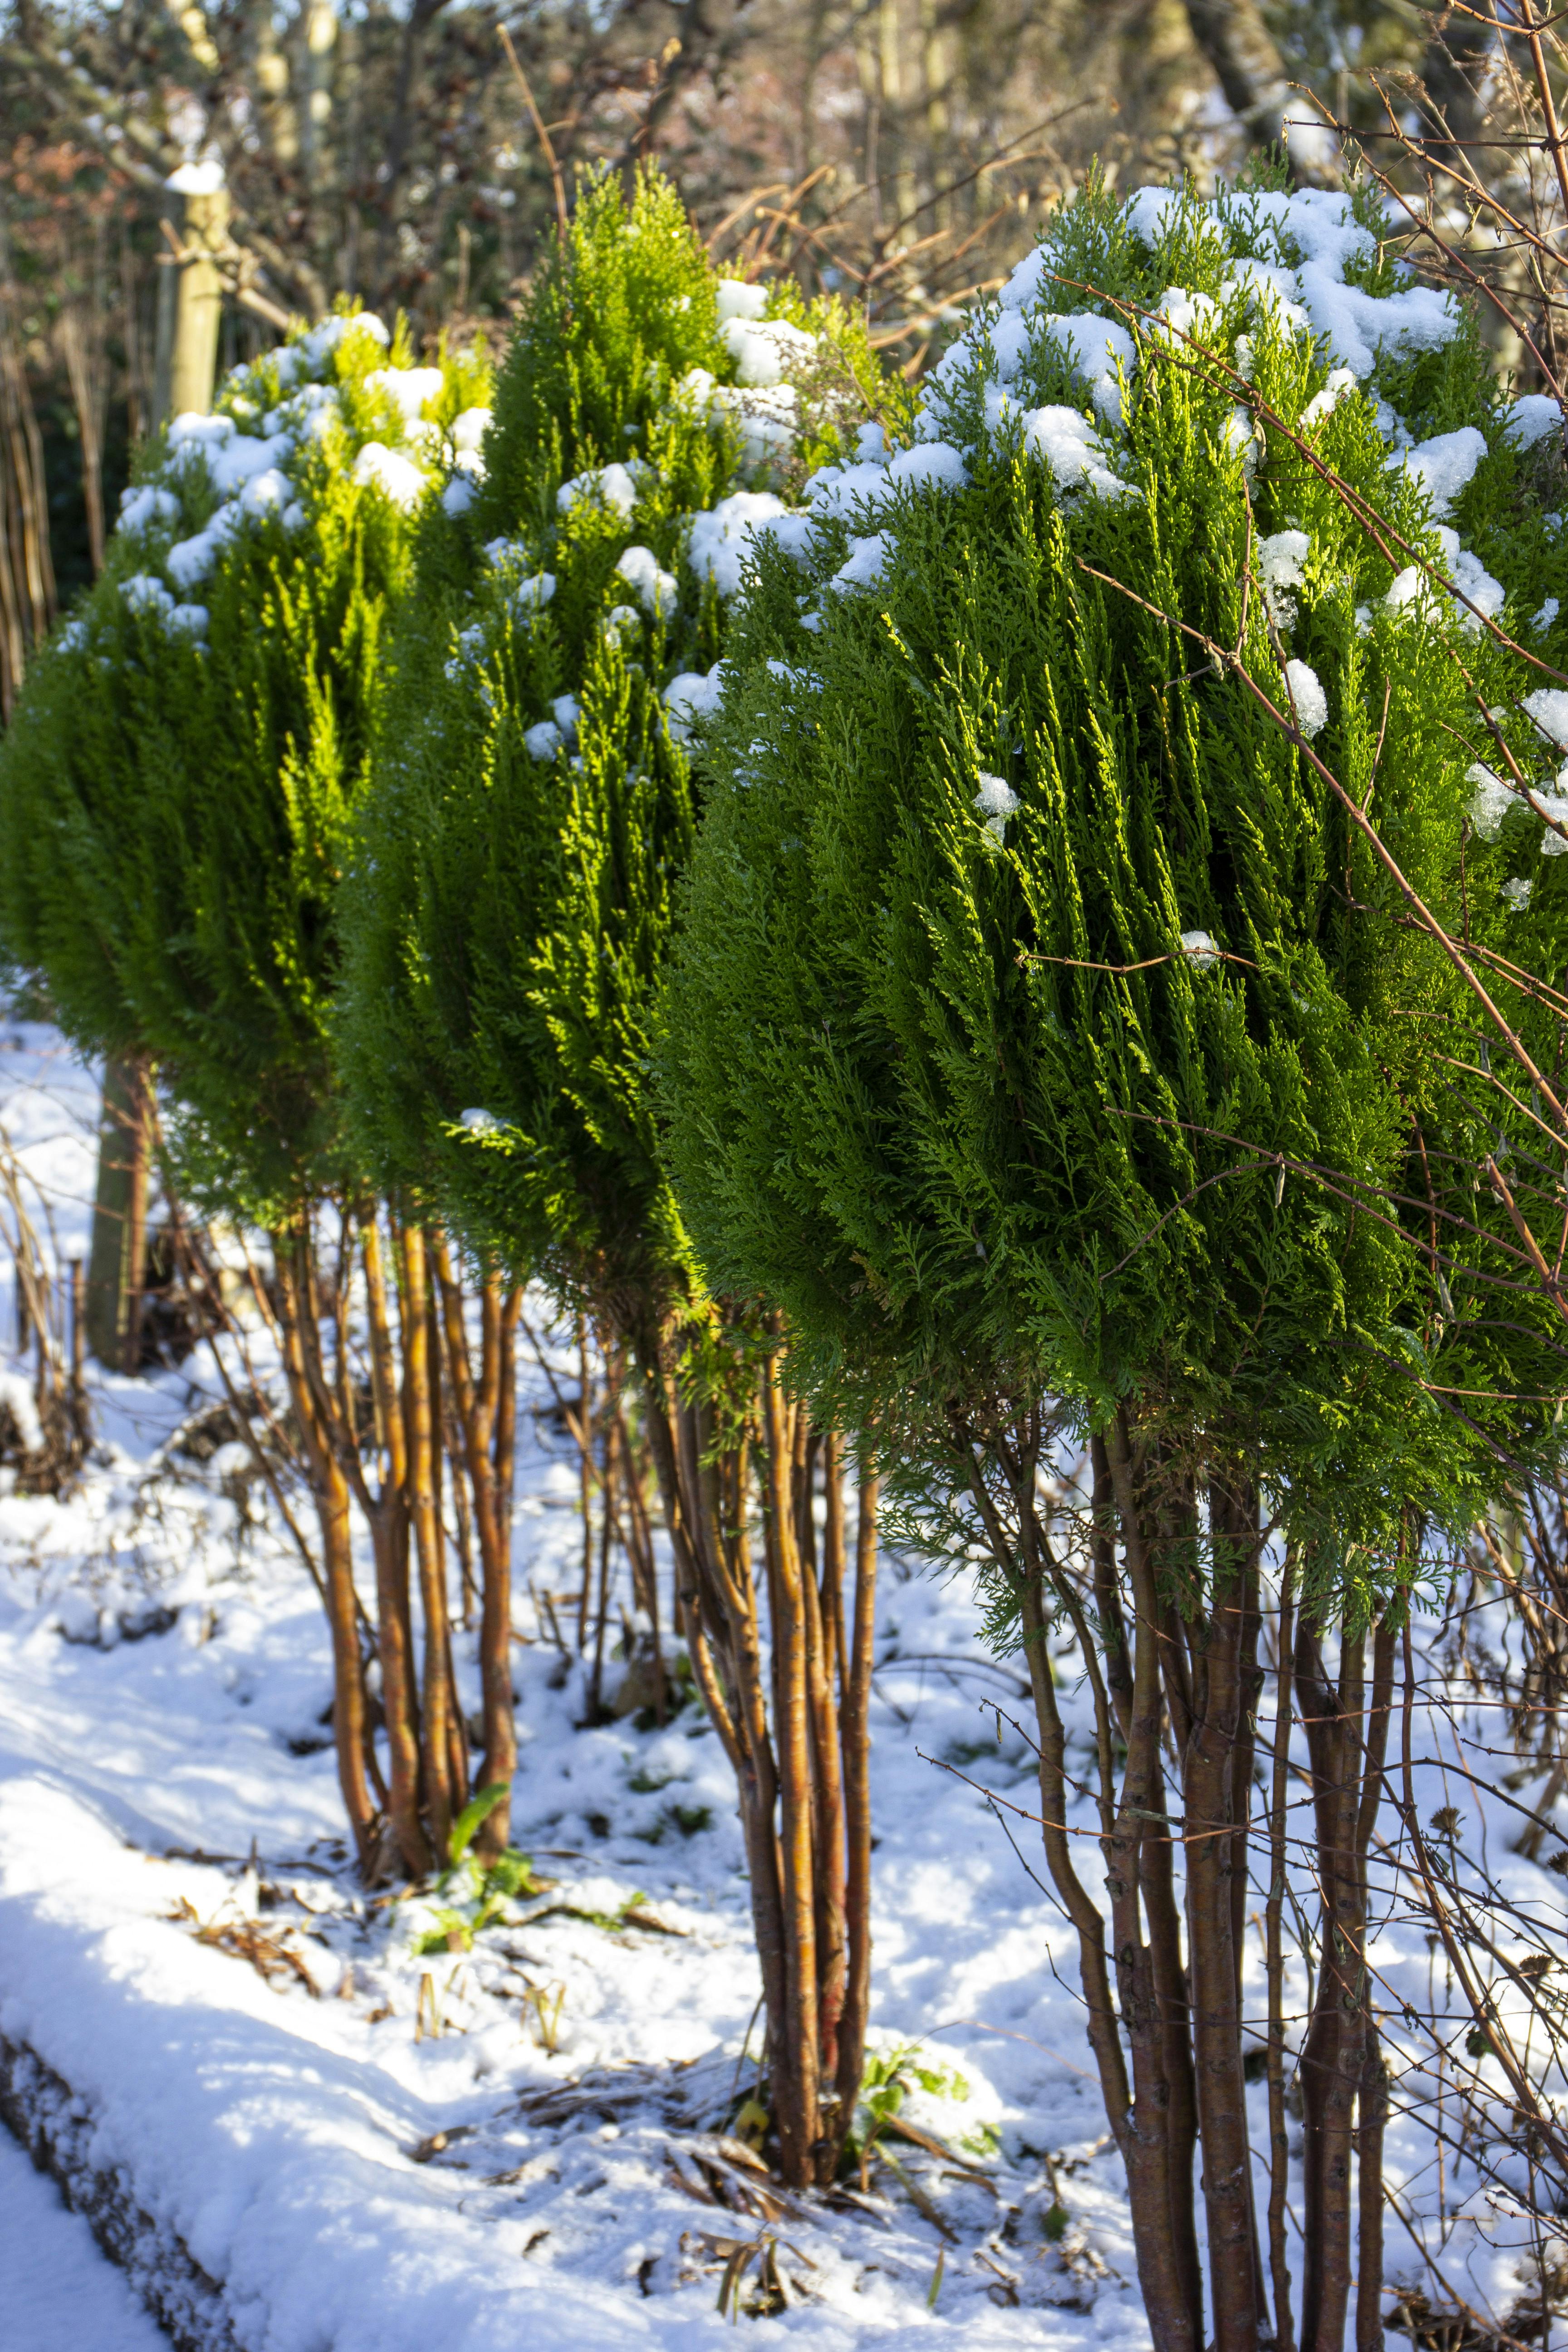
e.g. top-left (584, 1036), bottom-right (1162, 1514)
top-left (705, 172), bottom-right (1568, 909)
top-left (87, 309), bottom-right (485, 640)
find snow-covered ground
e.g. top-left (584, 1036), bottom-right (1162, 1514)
top-left (0, 1008), bottom-right (1561, 2351)
top-left (0, 2124), bottom-right (172, 2350)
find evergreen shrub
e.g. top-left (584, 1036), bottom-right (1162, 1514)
top-left (660, 168), bottom-right (1568, 2336)
top-left (662, 169), bottom-right (1568, 1562)
top-left (336, 163), bottom-right (894, 2188)
top-left (0, 309), bottom-right (487, 1219)
top-left (336, 162), bottom-right (884, 1334)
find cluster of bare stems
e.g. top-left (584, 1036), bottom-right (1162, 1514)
top-left (591, 1299), bottom-right (882, 2190)
top-left (939, 1418), bottom-right (1568, 2352)
top-left (160, 1203), bottom-right (521, 1880)
top-left (700, 107), bottom-right (1080, 377)
top-left (1300, 1), bottom-right (1568, 413)
top-left (153, 1188), bottom-right (884, 2185)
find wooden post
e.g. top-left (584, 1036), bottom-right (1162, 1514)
top-left (153, 164), bottom-right (230, 429)
top-left (86, 162), bottom-right (228, 1370)
top-left (84, 1049), bottom-right (154, 1371)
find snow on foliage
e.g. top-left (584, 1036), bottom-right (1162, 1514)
top-left (53, 309), bottom-right (484, 652)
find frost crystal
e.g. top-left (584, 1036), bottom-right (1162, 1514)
top-left (831, 532), bottom-right (893, 594)
top-left (558, 463), bottom-right (639, 519)
top-left (1504, 395), bottom-right (1561, 451)
top-left (352, 442), bottom-right (429, 511)
top-left (687, 493), bottom-right (790, 598)
top-left (715, 278), bottom-right (768, 324)
top-left (1389, 426), bottom-right (1487, 517)
top-left (663, 664), bottom-right (727, 743)
top-left (1298, 368), bottom-right (1357, 429)
top-left (721, 316), bottom-right (818, 388)
top-left (118, 486), bottom-right (181, 536)
top-left (1524, 689), bottom-right (1568, 750)
top-left (365, 366), bottom-right (443, 423)
top-left (513, 571), bottom-right (556, 619)
top-left (1386, 527), bottom-right (1504, 637)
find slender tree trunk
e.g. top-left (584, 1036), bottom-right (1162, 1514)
top-left (433, 1248), bottom-right (518, 1856)
top-left (812, 1436), bottom-right (850, 2106)
top-left (761, 1356), bottom-right (822, 2182)
top-left (588, 1351), bottom-right (619, 1719)
top-left (576, 1312), bottom-right (594, 1649)
top-left (363, 1218), bottom-right (426, 1877)
top-left (402, 1223), bottom-right (456, 1857)
top-left (1354, 1621), bottom-right (1396, 2352)
top-left (634, 1312), bottom-right (876, 2188)
top-left (1356, 2018), bottom-right (1388, 2352)
top-left (836, 1461), bottom-right (878, 2125)
top-left (1296, 1615), bottom-right (1365, 2352)
top-left (1181, 1473), bottom-right (1263, 2352)
top-left (274, 1226), bottom-right (376, 1875)
top-left (1266, 1559), bottom-right (1298, 2352)
top-left (1104, 1413), bottom-right (1205, 2352)
top-left (0, 285), bottom-right (56, 717)
top-left (85, 1050), bottom-right (153, 1371)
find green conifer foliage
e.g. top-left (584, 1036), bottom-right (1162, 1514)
top-left (0, 311), bottom-right (487, 1221)
top-left (660, 174), bottom-right (1568, 2342)
top-left (337, 163), bottom-right (878, 1320)
top-left (662, 173), bottom-right (1568, 1560)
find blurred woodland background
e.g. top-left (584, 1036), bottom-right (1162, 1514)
top-left (0, 0), bottom-right (1541, 700)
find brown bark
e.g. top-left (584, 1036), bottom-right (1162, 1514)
top-left (576, 1312), bottom-right (594, 1650)
top-left (1092, 1432), bottom-right (1134, 1742)
top-left (1266, 1561), bottom-right (1297, 2352)
top-left (1356, 2019), bottom-right (1387, 2352)
top-left (0, 290), bottom-right (55, 718)
top-left (273, 1229), bottom-right (375, 1875)
top-left (1181, 1473), bottom-right (1263, 2352)
top-left (1353, 1623), bottom-right (1396, 2352)
top-left (836, 1464), bottom-right (879, 2126)
top-left (1104, 1413), bottom-right (1204, 2352)
top-left (85, 1052), bottom-right (152, 1372)
top-left (762, 1353), bottom-right (822, 2183)
top-left (362, 1219), bottom-right (427, 1878)
top-left (1295, 1615), bottom-right (1365, 2352)
top-left (588, 1353), bottom-right (619, 1719)
top-left (402, 1224), bottom-right (457, 1857)
top-left (634, 1316), bottom-right (875, 2189)
top-left (808, 1435), bottom-right (850, 2107)
top-left (433, 1250), bottom-right (518, 1858)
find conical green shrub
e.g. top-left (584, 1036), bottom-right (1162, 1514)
top-left (660, 170), bottom-right (1568, 1562)
top-left (336, 163), bottom-right (883, 1331)
top-left (0, 309), bottom-right (487, 1219)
